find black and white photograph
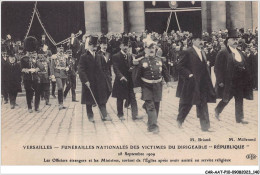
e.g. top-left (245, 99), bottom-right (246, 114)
top-left (1, 0), bottom-right (259, 174)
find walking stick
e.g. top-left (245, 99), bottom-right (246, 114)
top-left (87, 85), bottom-right (104, 120)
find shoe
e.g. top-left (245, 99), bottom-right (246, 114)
top-left (88, 117), bottom-right (95, 122)
top-left (177, 120), bottom-right (183, 129)
top-left (237, 119), bottom-right (249, 124)
top-left (215, 110), bottom-right (220, 121)
top-left (102, 116), bottom-right (112, 121)
top-left (119, 116), bottom-right (125, 121)
top-left (132, 115), bottom-right (143, 120)
top-left (148, 126), bottom-right (159, 134)
top-left (28, 109), bottom-right (33, 113)
top-left (72, 100), bottom-right (79, 102)
top-left (152, 127), bottom-right (160, 134)
top-left (35, 109), bottom-right (42, 113)
top-left (52, 94), bottom-right (56, 99)
top-left (46, 102), bottom-right (51, 106)
top-left (59, 105), bottom-right (66, 110)
top-left (10, 105), bottom-right (15, 109)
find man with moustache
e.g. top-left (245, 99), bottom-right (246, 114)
top-left (176, 32), bottom-right (216, 131)
top-left (133, 35), bottom-right (171, 133)
top-left (214, 30), bottom-right (253, 124)
top-left (78, 35), bottom-right (112, 122)
top-left (112, 36), bottom-right (142, 121)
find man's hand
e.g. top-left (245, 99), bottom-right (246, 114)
top-left (219, 82), bottom-right (224, 87)
top-left (35, 68), bottom-right (40, 72)
top-left (85, 81), bottom-right (90, 88)
top-left (65, 67), bottom-right (69, 71)
top-left (120, 77), bottom-right (127, 82)
top-left (189, 74), bottom-right (193, 78)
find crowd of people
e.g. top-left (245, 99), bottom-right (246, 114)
top-left (1, 27), bottom-right (258, 133)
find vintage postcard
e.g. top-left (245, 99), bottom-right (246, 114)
top-left (1, 1), bottom-right (259, 174)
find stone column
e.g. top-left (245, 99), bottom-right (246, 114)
top-left (211, 1), bottom-right (226, 31)
top-left (128, 1), bottom-right (145, 33)
top-left (84, 1), bottom-right (101, 33)
top-left (229, 1), bottom-right (246, 29)
top-left (252, 1), bottom-right (258, 31)
top-left (107, 1), bottom-right (124, 33)
top-left (244, 1), bottom-right (253, 30)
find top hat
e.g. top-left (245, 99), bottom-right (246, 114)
top-left (88, 35), bottom-right (99, 46)
top-left (99, 36), bottom-right (108, 45)
top-left (227, 29), bottom-right (240, 39)
top-left (120, 36), bottom-right (130, 46)
top-left (24, 36), bottom-right (38, 52)
top-left (190, 32), bottom-right (202, 40)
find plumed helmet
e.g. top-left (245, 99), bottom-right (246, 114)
top-left (24, 36), bottom-right (38, 52)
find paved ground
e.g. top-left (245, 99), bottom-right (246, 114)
top-left (1, 77), bottom-right (258, 165)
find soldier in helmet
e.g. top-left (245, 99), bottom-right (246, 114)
top-left (50, 45), bottom-right (69, 110)
top-left (133, 35), bottom-right (171, 133)
top-left (21, 36), bottom-right (45, 113)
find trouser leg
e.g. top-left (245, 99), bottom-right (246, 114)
top-left (24, 81), bottom-right (33, 109)
top-left (44, 83), bottom-right (50, 104)
top-left (129, 89), bottom-right (138, 118)
top-left (154, 102), bottom-right (160, 118)
top-left (86, 104), bottom-right (94, 119)
top-left (9, 92), bottom-right (16, 107)
top-left (71, 75), bottom-right (77, 101)
top-left (144, 100), bottom-right (158, 130)
top-left (51, 81), bottom-right (56, 95)
top-left (117, 98), bottom-right (124, 117)
top-left (234, 94), bottom-right (244, 122)
top-left (177, 103), bottom-right (192, 123)
top-left (196, 102), bottom-right (210, 131)
top-left (2, 85), bottom-right (9, 102)
top-left (33, 81), bottom-right (41, 110)
top-left (56, 78), bottom-right (65, 105)
top-left (99, 104), bottom-right (107, 119)
top-left (215, 95), bottom-right (233, 114)
top-left (64, 78), bottom-right (71, 98)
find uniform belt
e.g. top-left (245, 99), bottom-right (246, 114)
top-left (141, 77), bottom-right (162, 84)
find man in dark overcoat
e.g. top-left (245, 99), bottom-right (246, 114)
top-left (176, 33), bottom-right (216, 131)
top-left (78, 35), bottom-right (112, 122)
top-left (214, 30), bottom-right (253, 124)
top-left (1, 45), bottom-right (9, 104)
top-left (112, 36), bottom-right (142, 121)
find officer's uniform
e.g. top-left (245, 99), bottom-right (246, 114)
top-left (64, 49), bottom-right (78, 102)
top-left (134, 56), bottom-right (170, 132)
top-left (50, 49), bottom-right (69, 109)
top-left (37, 51), bottom-right (51, 105)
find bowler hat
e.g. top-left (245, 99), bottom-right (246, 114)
top-left (88, 35), bottom-right (99, 46)
top-left (120, 36), bottom-right (130, 46)
top-left (191, 32), bottom-right (202, 40)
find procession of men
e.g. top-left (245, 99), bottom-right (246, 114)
top-left (1, 27), bottom-right (258, 133)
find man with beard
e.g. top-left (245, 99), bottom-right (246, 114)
top-left (21, 36), bottom-right (45, 113)
top-left (176, 32), bottom-right (216, 131)
top-left (50, 45), bottom-right (69, 110)
top-left (112, 36), bottom-right (143, 121)
top-left (133, 35), bottom-right (171, 133)
top-left (214, 30), bottom-right (253, 124)
top-left (78, 35), bottom-right (112, 122)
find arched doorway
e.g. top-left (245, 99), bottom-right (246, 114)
top-left (145, 1), bottom-right (202, 34)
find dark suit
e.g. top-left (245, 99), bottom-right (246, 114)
top-left (1, 56), bottom-right (9, 102)
top-left (176, 46), bottom-right (216, 131)
top-left (78, 50), bottom-right (112, 119)
top-left (68, 37), bottom-right (80, 58)
top-left (112, 51), bottom-right (138, 118)
top-left (214, 46), bottom-right (253, 122)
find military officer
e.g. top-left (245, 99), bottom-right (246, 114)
top-left (64, 49), bottom-right (78, 102)
top-left (50, 45), bottom-right (69, 110)
top-left (133, 34), bottom-right (171, 133)
top-left (37, 49), bottom-right (51, 105)
top-left (21, 36), bottom-right (45, 113)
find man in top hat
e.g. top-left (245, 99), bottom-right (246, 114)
top-left (133, 35), bottom-right (171, 133)
top-left (1, 44), bottom-right (10, 104)
top-left (68, 33), bottom-right (80, 59)
top-left (214, 29), bottom-right (253, 124)
top-left (50, 44), bottom-right (69, 110)
top-left (112, 36), bottom-right (142, 121)
top-left (21, 36), bottom-right (45, 112)
top-left (40, 34), bottom-right (50, 52)
top-left (78, 35), bottom-right (112, 122)
top-left (176, 32), bottom-right (216, 131)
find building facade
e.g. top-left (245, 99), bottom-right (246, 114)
top-left (84, 1), bottom-right (258, 34)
